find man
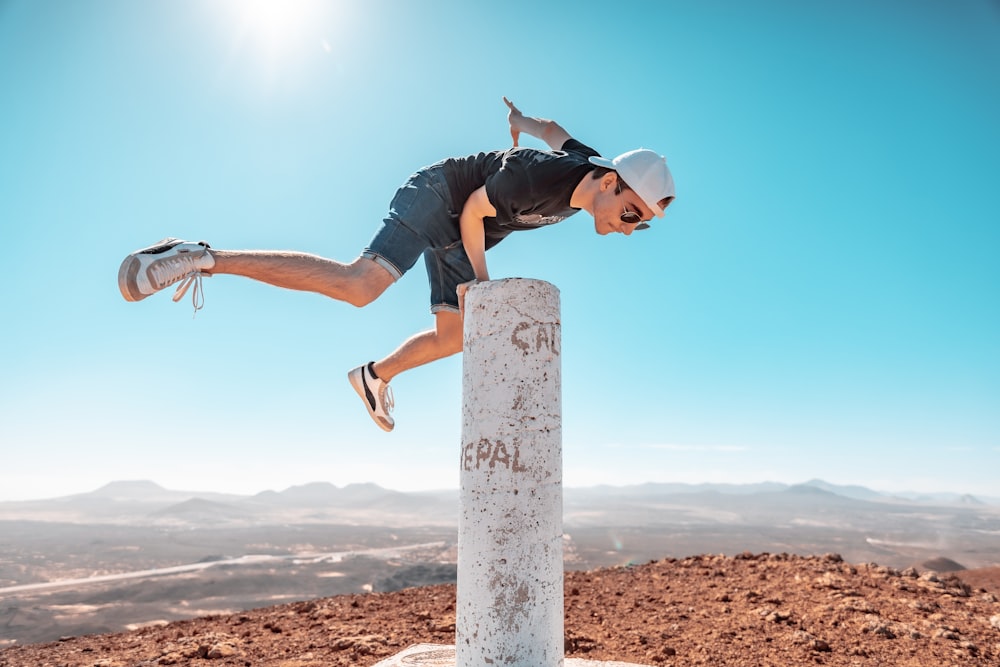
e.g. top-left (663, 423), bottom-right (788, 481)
top-left (118, 98), bottom-right (675, 432)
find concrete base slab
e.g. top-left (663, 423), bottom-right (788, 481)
top-left (371, 643), bottom-right (652, 667)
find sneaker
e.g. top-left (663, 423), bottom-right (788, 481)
top-left (118, 238), bottom-right (215, 303)
top-left (348, 362), bottom-right (395, 432)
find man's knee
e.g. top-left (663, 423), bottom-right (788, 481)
top-left (435, 312), bottom-right (464, 354)
top-left (346, 282), bottom-right (386, 308)
top-left (443, 329), bottom-right (463, 355)
top-left (345, 257), bottom-right (394, 307)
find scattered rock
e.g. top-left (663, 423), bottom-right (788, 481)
top-left (839, 598), bottom-right (877, 614)
top-left (813, 572), bottom-right (846, 590)
top-left (764, 610), bottom-right (792, 624)
top-left (207, 641), bottom-right (239, 659)
top-left (960, 641), bottom-right (980, 655)
top-left (934, 628), bottom-right (961, 641)
top-left (922, 557), bottom-right (967, 573)
top-left (3, 554), bottom-right (999, 667)
top-left (810, 638), bottom-right (832, 652)
top-left (330, 634), bottom-right (385, 656)
top-left (866, 619), bottom-right (897, 639)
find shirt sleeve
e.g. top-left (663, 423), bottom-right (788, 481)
top-left (561, 138), bottom-right (600, 160)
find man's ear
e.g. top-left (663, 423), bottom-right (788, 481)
top-left (601, 171), bottom-right (619, 192)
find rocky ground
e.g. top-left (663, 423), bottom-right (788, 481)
top-left (2, 553), bottom-right (998, 667)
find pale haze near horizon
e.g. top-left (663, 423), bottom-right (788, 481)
top-left (1, 0), bottom-right (997, 502)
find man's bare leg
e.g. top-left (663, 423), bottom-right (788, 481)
top-left (372, 311), bottom-right (463, 382)
top-left (209, 250), bottom-right (394, 307)
top-left (209, 249), bottom-right (463, 381)
top-left (349, 309), bottom-right (462, 431)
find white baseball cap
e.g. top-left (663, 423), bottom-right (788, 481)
top-left (589, 149), bottom-right (675, 218)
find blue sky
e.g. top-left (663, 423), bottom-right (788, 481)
top-left (1, 0), bottom-right (997, 501)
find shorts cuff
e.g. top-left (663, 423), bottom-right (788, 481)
top-left (431, 303), bottom-right (461, 315)
top-left (361, 251), bottom-right (403, 281)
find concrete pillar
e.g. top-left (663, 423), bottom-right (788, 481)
top-left (457, 278), bottom-right (563, 667)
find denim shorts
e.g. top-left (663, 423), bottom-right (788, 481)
top-left (362, 168), bottom-right (474, 313)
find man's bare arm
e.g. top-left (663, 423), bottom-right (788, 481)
top-left (504, 96), bottom-right (572, 150)
top-left (459, 185), bottom-right (497, 282)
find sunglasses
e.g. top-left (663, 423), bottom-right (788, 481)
top-left (616, 184), bottom-right (650, 230)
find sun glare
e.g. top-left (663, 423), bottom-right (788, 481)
top-left (240, 0), bottom-right (314, 47)
top-left (220, 0), bottom-right (334, 73)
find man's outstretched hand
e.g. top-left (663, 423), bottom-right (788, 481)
top-left (504, 96), bottom-right (525, 147)
top-left (502, 96), bottom-right (571, 151)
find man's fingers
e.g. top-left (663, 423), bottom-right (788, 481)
top-left (457, 279), bottom-right (481, 315)
top-left (505, 97), bottom-right (521, 146)
top-left (457, 281), bottom-right (471, 317)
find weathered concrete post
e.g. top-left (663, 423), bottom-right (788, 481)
top-left (457, 278), bottom-right (563, 667)
top-left (371, 279), bottom-right (651, 667)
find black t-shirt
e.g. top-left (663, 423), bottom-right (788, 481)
top-left (437, 139), bottom-right (599, 248)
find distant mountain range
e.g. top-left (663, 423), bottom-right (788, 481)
top-left (0, 478), bottom-right (995, 528)
top-left (0, 480), bottom-right (458, 527)
top-left (83, 479), bottom-right (420, 506)
top-left (564, 478), bottom-right (999, 506)
top-left (3, 477), bottom-right (999, 584)
top-left (66, 478), bottom-right (1000, 505)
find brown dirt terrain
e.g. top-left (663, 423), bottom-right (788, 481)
top-left (2, 553), bottom-right (998, 667)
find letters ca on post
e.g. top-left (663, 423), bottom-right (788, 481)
top-left (509, 321), bottom-right (560, 355)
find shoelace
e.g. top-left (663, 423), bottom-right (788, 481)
top-left (172, 272), bottom-right (206, 317)
top-left (149, 252), bottom-right (207, 317)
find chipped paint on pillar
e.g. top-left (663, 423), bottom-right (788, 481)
top-left (457, 278), bottom-right (563, 667)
